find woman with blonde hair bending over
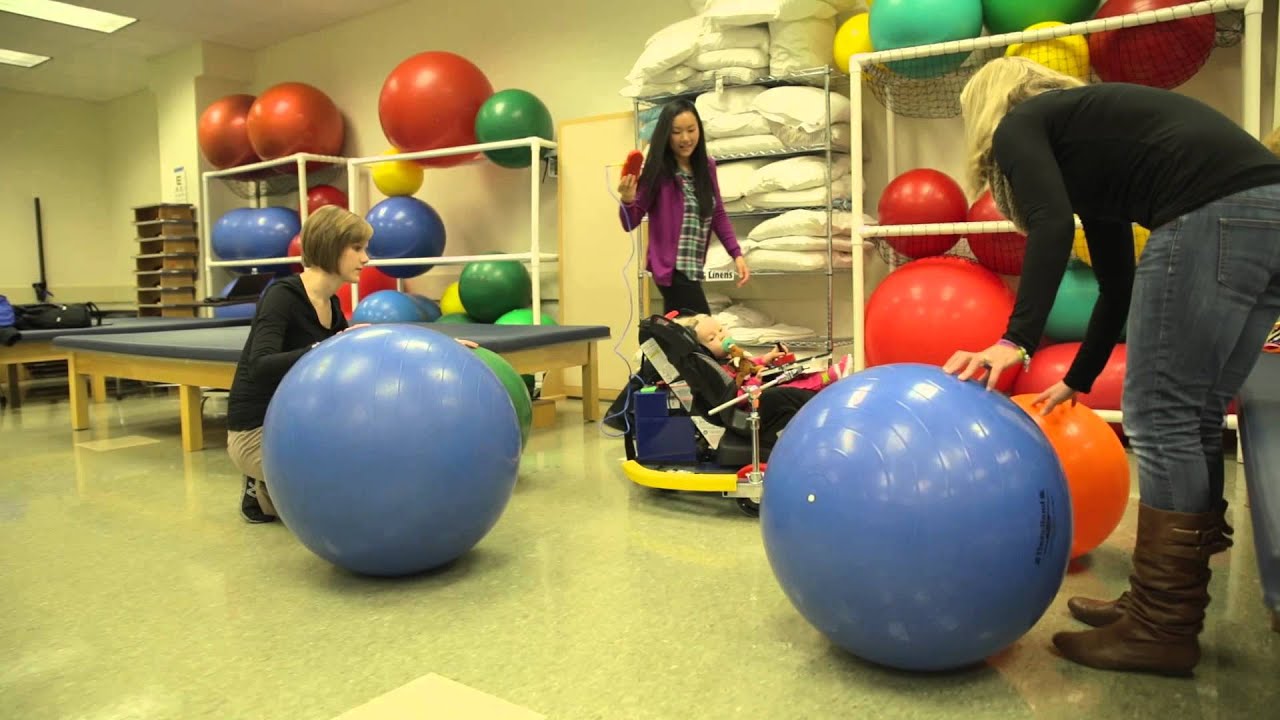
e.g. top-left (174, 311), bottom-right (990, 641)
top-left (942, 56), bottom-right (1280, 675)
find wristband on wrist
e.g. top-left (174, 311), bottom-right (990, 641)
top-left (997, 338), bottom-right (1031, 370)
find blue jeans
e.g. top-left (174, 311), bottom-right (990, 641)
top-left (1124, 183), bottom-right (1280, 513)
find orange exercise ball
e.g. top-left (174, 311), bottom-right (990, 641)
top-left (1012, 395), bottom-right (1131, 559)
top-left (246, 82), bottom-right (345, 161)
top-left (198, 94), bottom-right (258, 170)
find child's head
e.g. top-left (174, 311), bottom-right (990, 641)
top-left (1265, 127), bottom-right (1280, 156)
top-left (300, 205), bottom-right (372, 284)
top-left (677, 313), bottom-right (731, 358)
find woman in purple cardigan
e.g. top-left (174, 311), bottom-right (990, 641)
top-left (618, 99), bottom-right (751, 315)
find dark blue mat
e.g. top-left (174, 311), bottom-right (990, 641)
top-left (18, 316), bottom-right (250, 342)
top-left (53, 322), bottom-right (610, 362)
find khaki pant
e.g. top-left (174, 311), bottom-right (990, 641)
top-left (227, 427), bottom-right (276, 517)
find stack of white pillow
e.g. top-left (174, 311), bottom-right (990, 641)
top-left (621, 0), bottom-right (868, 98)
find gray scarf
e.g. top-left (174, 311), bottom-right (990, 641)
top-left (984, 160), bottom-right (1027, 234)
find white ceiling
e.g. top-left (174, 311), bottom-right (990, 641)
top-left (0, 0), bottom-right (408, 102)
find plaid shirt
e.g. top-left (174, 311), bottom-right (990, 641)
top-left (674, 169), bottom-right (711, 280)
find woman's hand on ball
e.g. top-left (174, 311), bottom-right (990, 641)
top-left (943, 342), bottom-right (1023, 390)
top-left (344, 323), bottom-right (371, 333)
top-left (455, 338), bottom-right (479, 348)
top-left (1032, 381), bottom-right (1078, 416)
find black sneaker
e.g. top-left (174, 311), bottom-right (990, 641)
top-left (240, 476), bottom-right (277, 524)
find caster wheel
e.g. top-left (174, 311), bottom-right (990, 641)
top-left (737, 498), bottom-right (760, 517)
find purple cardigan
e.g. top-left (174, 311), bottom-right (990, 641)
top-left (619, 157), bottom-right (743, 287)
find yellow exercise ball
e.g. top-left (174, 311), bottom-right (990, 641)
top-left (371, 148), bottom-right (424, 197)
top-left (1005, 21), bottom-right (1090, 82)
top-left (833, 12), bottom-right (873, 74)
top-left (1073, 223), bottom-right (1150, 266)
top-left (440, 280), bottom-right (466, 316)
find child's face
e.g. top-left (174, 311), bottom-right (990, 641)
top-left (695, 317), bottom-right (728, 358)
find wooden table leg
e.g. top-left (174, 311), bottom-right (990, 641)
top-left (581, 342), bottom-right (600, 422)
top-left (4, 363), bottom-right (21, 409)
top-left (67, 356), bottom-right (90, 430)
top-left (178, 385), bottom-right (204, 452)
top-left (90, 374), bottom-right (107, 404)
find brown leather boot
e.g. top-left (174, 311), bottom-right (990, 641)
top-left (1052, 504), bottom-right (1217, 676)
top-left (1066, 498), bottom-right (1232, 627)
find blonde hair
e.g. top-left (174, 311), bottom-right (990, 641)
top-left (1263, 127), bottom-right (1280, 155)
top-left (300, 205), bottom-right (373, 274)
top-left (960, 57), bottom-right (1086, 196)
top-left (674, 314), bottom-right (711, 331)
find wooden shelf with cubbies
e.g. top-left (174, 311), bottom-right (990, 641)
top-left (132, 203), bottom-right (199, 318)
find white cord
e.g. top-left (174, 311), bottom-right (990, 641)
top-left (599, 162), bottom-right (642, 439)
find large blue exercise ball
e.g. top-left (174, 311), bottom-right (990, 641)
top-left (869, 0), bottom-right (984, 79)
top-left (351, 289), bottom-right (428, 324)
top-left (211, 206), bottom-right (300, 274)
top-left (365, 196), bottom-right (446, 279)
top-left (261, 324), bottom-right (522, 577)
top-left (761, 363), bottom-right (1072, 672)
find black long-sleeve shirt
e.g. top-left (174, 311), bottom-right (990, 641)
top-left (991, 83), bottom-right (1280, 392)
top-left (227, 275), bottom-right (347, 431)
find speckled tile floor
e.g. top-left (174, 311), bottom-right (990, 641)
top-left (1, 390), bottom-right (1277, 719)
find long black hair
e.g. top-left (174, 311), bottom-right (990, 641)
top-left (638, 99), bottom-right (714, 220)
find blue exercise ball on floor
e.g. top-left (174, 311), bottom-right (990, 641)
top-left (211, 206), bottom-right (299, 274)
top-left (351, 289), bottom-right (427, 324)
top-left (761, 363), bottom-right (1072, 672)
top-left (261, 324), bottom-right (522, 577)
top-left (408, 294), bottom-right (442, 322)
top-left (365, 196), bottom-right (446, 279)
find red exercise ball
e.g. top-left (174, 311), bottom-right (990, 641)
top-left (1089, 0), bottom-right (1216, 89)
top-left (878, 168), bottom-right (968, 259)
top-left (966, 190), bottom-right (1027, 276)
top-left (379, 51), bottom-right (494, 169)
top-left (866, 256), bottom-right (1021, 391)
top-left (337, 266), bottom-right (399, 319)
top-left (287, 234), bottom-right (303, 273)
top-left (246, 82), bottom-right (345, 161)
top-left (198, 94), bottom-right (257, 170)
top-left (307, 185), bottom-right (348, 214)
top-left (1014, 342), bottom-right (1128, 412)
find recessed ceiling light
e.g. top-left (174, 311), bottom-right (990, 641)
top-left (0, 0), bottom-right (136, 33)
top-left (0, 47), bottom-right (51, 67)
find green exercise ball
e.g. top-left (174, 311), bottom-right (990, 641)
top-left (458, 260), bottom-right (532, 323)
top-left (473, 347), bottom-right (533, 448)
top-left (475, 89), bottom-right (555, 169)
top-left (434, 312), bottom-right (476, 324)
top-left (1045, 260), bottom-right (1127, 341)
top-left (870, 0), bottom-right (984, 79)
top-left (982, 0), bottom-right (1099, 36)
top-left (494, 308), bottom-right (554, 396)
top-left (494, 307), bottom-right (557, 326)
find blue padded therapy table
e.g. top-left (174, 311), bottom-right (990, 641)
top-left (1238, 353), bottom-right (1280, 625)
top-left (53, 322), bottom-right (610, 452)
top-left (1, 315), bottom-right (251, 409)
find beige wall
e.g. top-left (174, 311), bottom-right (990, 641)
top-left (247, 0), bottom-right (695, 304)
top-left (0, 89), bottom-right (133, 305)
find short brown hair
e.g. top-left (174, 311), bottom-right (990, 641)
top-left (301, 205), bottom-right (372, 273)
